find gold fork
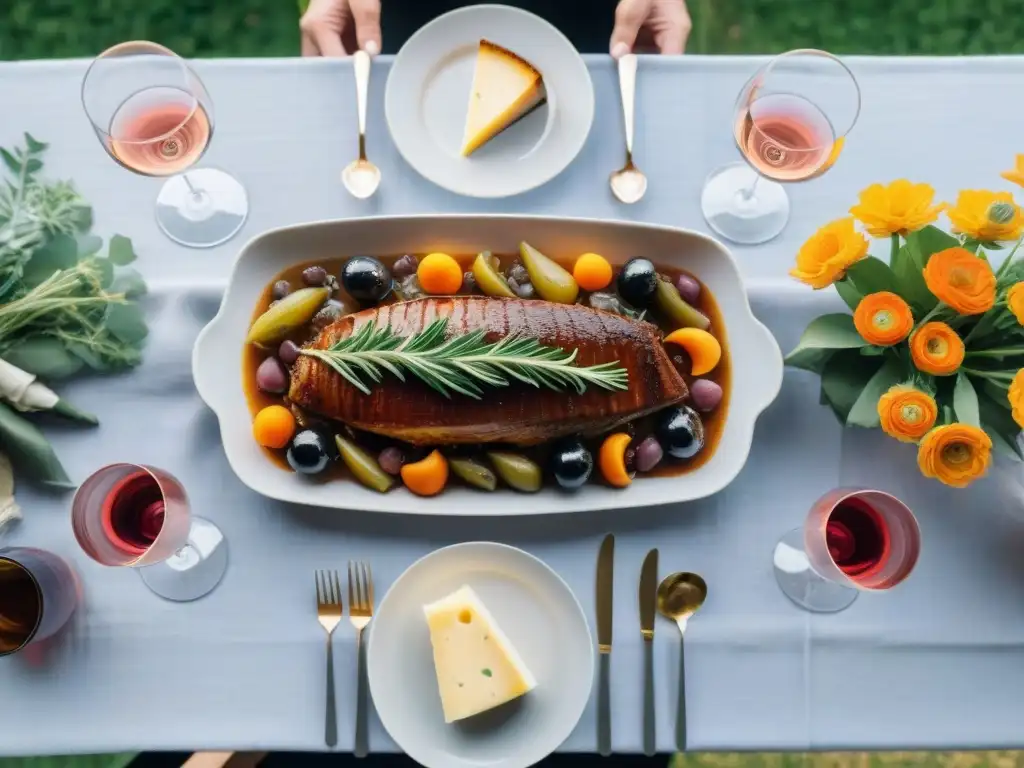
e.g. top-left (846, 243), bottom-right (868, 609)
top-left (348, 560), bottom-right (374, 758)
top-left (316, 570), bottom-right (343, 748)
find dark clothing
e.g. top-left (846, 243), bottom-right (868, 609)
top-left (381, 0), bottom-right (617, 53)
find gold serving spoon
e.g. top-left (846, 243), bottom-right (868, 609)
top-left (657, 572), bottom-right (707, 753)
top-left (342, 50), bottom-right (381, 200)
top-left (609, 53), bottom-right (647, 204)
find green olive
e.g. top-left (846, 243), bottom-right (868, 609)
top-left (449, 457), bottom-right (498, 491)
top-left (472, 252), bottom-right (516, 299)
top-left (246, 287), bottom-right (330, 344)
top-left (487, 451), bottom-right (542, 493)
top-left (519, 241), bottom-right (579, 304)
top-left (653, 279), bottom-right (710, 331)
top-left (334, 434), bottom-right (395, 493)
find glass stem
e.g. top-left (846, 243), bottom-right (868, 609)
top-left (740, 173), bottom-right (761, 201)
top-left (181, 172), bottom-right (203, 200)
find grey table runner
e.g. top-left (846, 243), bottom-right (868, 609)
top-left (2, 55), bottom-right (1024, 756)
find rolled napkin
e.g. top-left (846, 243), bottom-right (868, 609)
top-left (0, 357), bottom-right (96, 423)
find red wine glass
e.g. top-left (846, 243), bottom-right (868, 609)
top-left (701, 49), bottom-right (860, 245)
top-left (773, 488), bottom-right (921, 613)
top-left (71, 464), bottom-right (228, 602)
top-left (81, 41), bottom-right (248, 249)
top-left (0, 547), bottom-right (79, 657)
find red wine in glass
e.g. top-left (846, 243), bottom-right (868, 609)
top-left (0, 547), bottom-right (79, 657)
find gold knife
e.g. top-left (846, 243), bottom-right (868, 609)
top-left (596, 533), bottom-right (615, 756)
top-left (639, 548), bottom-right (659, 756)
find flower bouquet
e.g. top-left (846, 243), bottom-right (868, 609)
top-left (786, 158), bottom-right (1024, 488)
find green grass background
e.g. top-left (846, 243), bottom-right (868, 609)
top-left (0, 0), bottom-right (1019, 765)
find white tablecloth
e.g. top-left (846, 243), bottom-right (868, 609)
top-left (3, 55), bottom-right (1024, 756)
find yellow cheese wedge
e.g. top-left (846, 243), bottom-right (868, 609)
top-left (424, 585), bottom-right (537, 722)
top-left (461, 40), bottom-right (546, 157)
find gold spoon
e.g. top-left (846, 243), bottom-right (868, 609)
top-left (657, 572), bottom-right (707, 753)
top-left (342, 50), bottom-right (381, 200)
top-left (609, 53), bottom-right (647, 204)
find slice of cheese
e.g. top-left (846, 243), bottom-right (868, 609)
top-left (461, 40), bottom-right (546, 157)
top-left (424, 585), bottom-right (537, 722)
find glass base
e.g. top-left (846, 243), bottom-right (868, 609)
top-left (773, 527), bottom-right (857, 613)
top-left (155, 168), bottom-right (248, 249)
top-left (138, 516), bottom-right (227, 602)
top-left (701, 162), bottom-right (790, 245)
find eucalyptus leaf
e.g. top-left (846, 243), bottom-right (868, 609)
top-left (979, 391), bottom-right (1024, 460)
top-left (104, 303), bottom-right (148, 344)
top-left (785, 314), bottom-right (867, 373)
top-left (110, 267), bottom-right (147, 298)
top-left (20, 233), bottom-right (78, 287)
top-left (820, 349), bottom-right (884, 424)
top-left (0, 402), bottom-right (72, 489)
top-left (953, 373), bottom-right (981, 426)
top-left (0, 148), bottom-right (21, 175)
top-left (2, 336), bottom-right (84, 379)
top-left (66, 341), bottom-right (107, 370)
top-left (24, 159), bottom-right (42, 174)
top-left (107, 234), bottom-right (136, 266)
top-left (845, 257), bottom-right (899, 297)
top-left (846, 356), bottom-right (904, 428)
top-left (93, 256), bottom-right (114, 289)
top-left (834, 278), bottom-right (862, 312)
top-left (23, 133), bottom-right (48, 153)
top-left (76, 233), bottom-right (104, 257)
top-left (892, 244), bottom-right (937, 312)
top-left (906, 225), bottom-right (959, 266)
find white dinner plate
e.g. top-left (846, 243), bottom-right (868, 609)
top-left (367, 543), bottom-right (593, 768)
top-left (384, 4), bottom-right (595, 198)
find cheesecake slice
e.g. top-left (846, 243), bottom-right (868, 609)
top-left (461, 40), bottom-right (546, 157)
top-left (424, 585), bottom-right (537, 722)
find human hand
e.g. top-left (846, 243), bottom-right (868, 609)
top-left (300, 0), bottom-right (382, 57)
top-left (610, 0), bottom-right (692, 57)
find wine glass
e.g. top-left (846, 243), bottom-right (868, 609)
top-left (81, 41), bottom-right (248, 249)
top-left (701, 49), bottom-right (860, 245)
top-left (71, 464), bottom-right (228, 602)
top-left (0, 547), bottom-right (79, 657)
top-left (773, 488), bottom-right (921, 613)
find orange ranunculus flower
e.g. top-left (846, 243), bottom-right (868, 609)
top-left (910, 322), bottom-right (965, 376)
top-left (917, 424), bottom-right (992, 488)
top-left (849, 180), bottom-right (946, 237)
top-left (946, 190), bottom-right (1024, 242)
top-left (789, 217), bottom-right (869, 289)
top-left (877, 384), bottom-right (938, 443)
top-left (1008, 282), bottom-right (1024, 325)
top-left (1001, 155), bottom-right (1024, 188)
top-left (1008, 370), bottom-right (1024, 428)
top-left (922, 247), bottom-right (996, 315)
top-left (853, 292), bottom-right (914, 346)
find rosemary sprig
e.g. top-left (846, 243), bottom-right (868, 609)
top-left (299, 318), bottom-right (630, 399)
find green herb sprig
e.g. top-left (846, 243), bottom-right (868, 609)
top-left (299, 317), bottom-right (629, 399)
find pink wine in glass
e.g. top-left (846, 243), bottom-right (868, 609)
top-left (735, 93), bottom-right (834, 182)
top-left (108, 87), bottom-right (211, 177)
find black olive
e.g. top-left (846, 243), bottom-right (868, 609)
top-left (617, 258), bottom-right (659, 308)
top-left (286, 429), bottom-right (332, 475)
top-left (341, 256), bottom-right (393, 304)
top-left (655, 406), bottom-right (706, 460)
top-left (550, 438), bottom-right (594, 490)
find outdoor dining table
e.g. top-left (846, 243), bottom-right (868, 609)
top-left (3, 54), bottom-right (1024, 757)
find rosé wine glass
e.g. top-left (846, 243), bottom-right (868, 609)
top-left (773, 488), bottom-right (921, 613)
top-left (702, 49), bottom-right (860, 245)
top-left (72, 464), bottom-right (227, 602)
top-left (81, 41), bottom-right (248, 249)
top-left (0, 547), bottom-right (79, 657)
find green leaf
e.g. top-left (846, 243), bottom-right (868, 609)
top-left (65, 342), bottom-right (106, 371)
top-left (51, 397), bottom-right (99, 426)
top-left (94, 256), bottom-right (114, 289)
top-left (71, 203), bottom-right (94, 232)
top-left (834, 278), bottom-right (862, 312)
top-left (860, 345), bottom-right (885, 356)
top-left (3, 336), bottom-right (84, 379)
top-left (846, 356), bottom-right (904, 428)
top-left (76, 233), bottom-right (104, 257)
top-left (20, 233), bottom-right (79, 287)
top-left (0, 754), bottom-right (137, 768)
top-left (0, 148), bottom-right (21, 175)
top-left (107, 234), bottom-right (136, 266)
top-left (111, 267), bottom-right (147, 298)
top-left (906, 225), bottom-right (959, 266)
top-left (785, 314), bottom-right (867, 373)
top-left (845, 257), bottom-right (899, 297)
top-left (892, 244), bottom-right (938, 312)
top-left (23, 133), bottom-right (48, 153)
top-left (820, 349), bottom-right (884, 424)
top-left (0, 402), bottom-right (72, 489)
top-left (104, 303), bottom-right (149, 344)
top-left (954, 372), bottom-right (981, 426)
top-left (979, 391), bottom-right (1024, 460)
top-left (23, 158), bottom-right (42, 174)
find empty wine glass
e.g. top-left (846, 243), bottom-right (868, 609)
top-left (773, 488), bottom-right (921, 613)
top-left (0, 547), bottom-right (79, 657)
top-left (702, 49), bottom-right (860, 245)
top-left (71, 464), bottom-right (227, 602)
top-left (81, 41), bottom-right (248, 249)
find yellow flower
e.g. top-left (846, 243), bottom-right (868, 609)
top-left (877, 385), bottom-right (938, 443)
top-left (909, 322), bottom-right (965, 376)
top-left (946, 190), bottom-right (1024, 242)
top-left (917, 424), bottom-right (992, 488)
top-left (922, 247), bottom-right (996, 315)
top-left (1001, 155), bottom-right (1024, 188)
top-left (853, 292), bottom-right (914, 346)
top-left (1008, 283), bottom-right (1024, 326)
top-left (1009, 370), bottom-right (1024, 428)
top-left (849, 180), bottom-right (945, 236)
top-left (789, 217), bottom-right (869, 289)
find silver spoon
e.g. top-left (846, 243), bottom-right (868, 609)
top-left (657, 572), bottom-right (707, 753)
top-left (342, 50), bottom-right (381, 199)
top-left (609, 53), bottom-right (647, 204)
